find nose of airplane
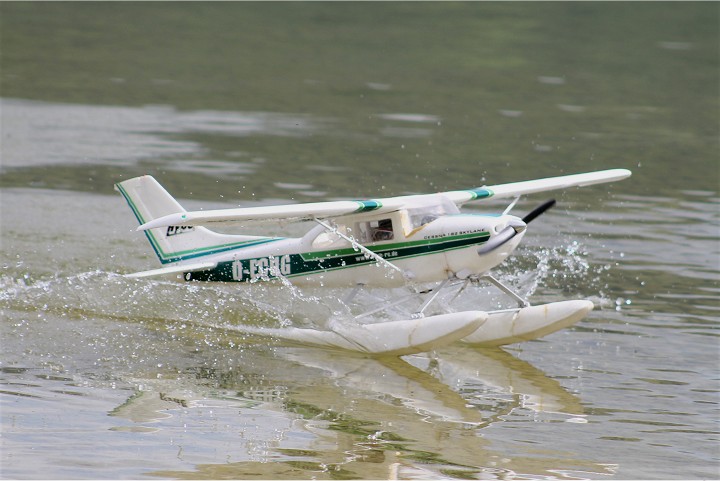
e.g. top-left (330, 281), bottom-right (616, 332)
top-left (494, 215), bottom-right (526, 234)
top-left (478, 215), bottom-right (526, 255)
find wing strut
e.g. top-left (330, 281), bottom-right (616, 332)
top-left (502, 196), bottom-right (521, 215)
top-left (313, 218), bottom-right (405, 275)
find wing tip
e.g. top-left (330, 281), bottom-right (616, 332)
top-left (618, 168), bottom-right (632, 178)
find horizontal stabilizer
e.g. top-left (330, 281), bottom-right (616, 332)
top-left (125, 261), bottom-right (218, 279)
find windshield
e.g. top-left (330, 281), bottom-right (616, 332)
top-left (406, 195), bottom-right (460, 229)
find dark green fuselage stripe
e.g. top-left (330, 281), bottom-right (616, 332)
top-left (299, 231), bottom-right (487, 260)
top-left (157, 238), bottom-right (283, 264)
top-left (187, 231), bottom-right (490, 282)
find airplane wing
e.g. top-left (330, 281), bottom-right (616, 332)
top-left (137, 168), bottom-right (630, 231)
top-left (444, 168), bottom-right (632, 205)
top-left (137, 199), bottom-right (404, 231)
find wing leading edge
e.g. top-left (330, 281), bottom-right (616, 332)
top-left (137, 168), bottom-right (631, 231)
top-left (445, 168), bottom-right (631, 204)
top-left (137, 198), bottom-right (400, 231)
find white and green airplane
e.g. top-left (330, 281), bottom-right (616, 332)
top-left (115, 168), bottom-right (631, 355)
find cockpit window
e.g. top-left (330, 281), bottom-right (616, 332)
top-left (373, 219), bottom-right (394, 241)
top-left (356, 219), bottom-right (394, 242)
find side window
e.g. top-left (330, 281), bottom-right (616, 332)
top-left (356, 219), bottom-right (394, 242)
top-left (374, 219), bottom-right (394, 241)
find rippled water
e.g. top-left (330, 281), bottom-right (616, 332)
top-left (2, 3), bottom-right (718, 479)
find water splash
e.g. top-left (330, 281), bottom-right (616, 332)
top-left (1, 236), bottom-right (603, 352)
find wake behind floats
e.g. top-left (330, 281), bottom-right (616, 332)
top-left (115, 168), bottom-right (631, 355)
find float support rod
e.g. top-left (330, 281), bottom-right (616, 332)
top-left (481, 274), bottom-right (530, 308)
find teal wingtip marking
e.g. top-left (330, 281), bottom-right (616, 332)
top-left (468, 188), bottom-right (494, 200)
top-left (354, 200), bottom-right (383, 213)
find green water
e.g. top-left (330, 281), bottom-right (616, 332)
top-left (1, 3), bottom-right (718, 479)
top-left (2, 3), bottom-right (717, 196)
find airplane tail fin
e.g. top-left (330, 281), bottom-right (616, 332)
top-left (115, 176), bottom-right (266, 265)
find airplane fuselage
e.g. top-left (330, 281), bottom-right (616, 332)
top-left (183, 213), bottom-right (525, 287)
top-left (116, 169), bottom-right (631, 287)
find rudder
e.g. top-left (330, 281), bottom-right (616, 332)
top-left (115, 176), bottom-right (269, 265)
top-left (116, 176), bottom-right (185, 226)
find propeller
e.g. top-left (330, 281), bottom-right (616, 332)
top-left (522, 198), bottom-right (556, 224)
top-left (478, 199), bottom-right (556, 255)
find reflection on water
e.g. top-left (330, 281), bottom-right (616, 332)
top-left (1, 342), bottom-right (608, 480)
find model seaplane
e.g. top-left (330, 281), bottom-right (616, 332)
top-left (115, 168), bottom-right (631, 355)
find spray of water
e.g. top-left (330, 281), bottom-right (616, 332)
top-left (1, 237), bottom-right (603, 351)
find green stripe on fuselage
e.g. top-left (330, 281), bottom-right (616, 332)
top-left (156, 238), bottom-right (282, 264)
top-left (187, 230), bottom-right (490, 283)
top-left (299, 231), bottom-right (489, 261)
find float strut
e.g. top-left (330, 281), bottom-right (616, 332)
top-left (480, 274), bottom-right (530, 308)
top-left (414, 278), bottom-right (451, 318)
top-left (344, 284), bottom-right (364, 304)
